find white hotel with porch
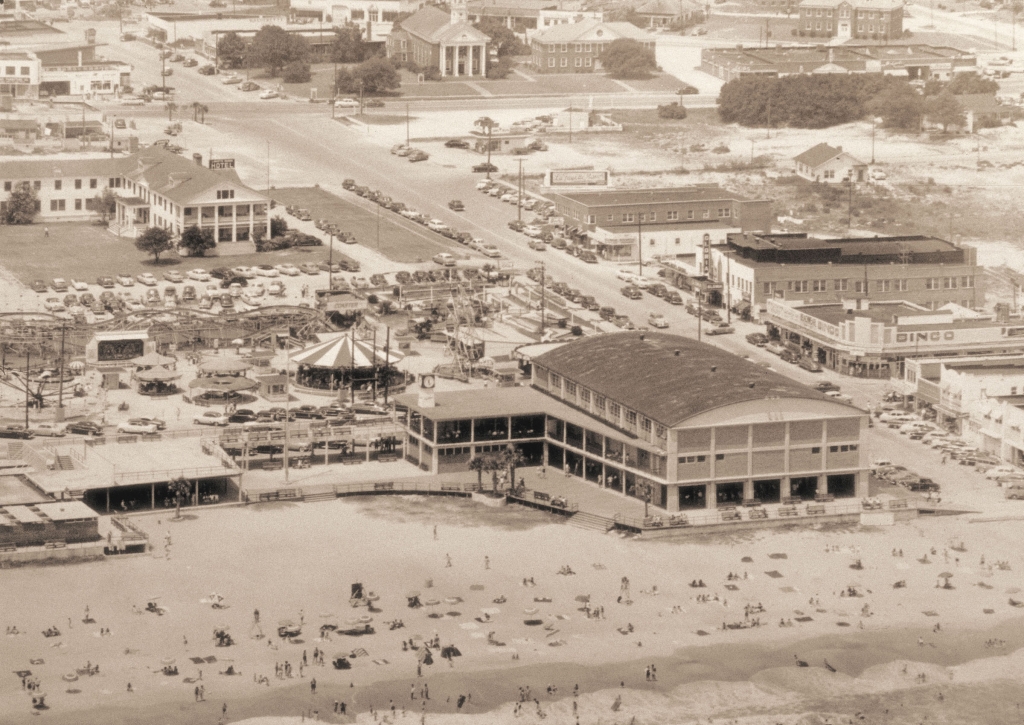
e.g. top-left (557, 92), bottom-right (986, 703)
top-left (0, 147), bottom-right (269, 243)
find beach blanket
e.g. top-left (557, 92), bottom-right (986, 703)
top-left (469, 585), bottom-right (484, 591)
top-left (780, 586), bottom-right (797, 593)
top-left (764, 571), bottom-right (784, 579)
top-left (769, 553), bottom-right (788, 560)
top-left (725, 584), bottom-right (739, 591)
top-left (794, 616), bottom-right (813, 622)
top-left (189, 657), bottom-right (205, 665)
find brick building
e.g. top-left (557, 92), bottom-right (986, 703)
top-left (529, 18), bottom-right (655, 73)
top-left (386, 2), bottom-right (491, 77)
top-left (797, 0), bottom-right (903, 41)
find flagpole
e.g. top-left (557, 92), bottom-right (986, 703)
top-left (350, 326), bottom-right (356, 407)
top-left (283, 338), bottom-right (290, 482)
top-left (383, 326), bottom-right (391, 404)
top-left (371, 328), bottom-right (378, 402)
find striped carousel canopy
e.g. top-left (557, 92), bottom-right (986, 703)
top-left (291, 335), bottom-right (404, 370)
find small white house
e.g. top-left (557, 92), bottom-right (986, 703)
top-left (793, 142), bottom-right (867, 183)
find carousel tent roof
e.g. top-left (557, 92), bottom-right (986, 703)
top-left (197, 357), bottom-right (252, 375)
top-left (135, 368), bottom-right (182, 382)
top-left (291, 335), bottom-right (404, 369)
top-left (131, 352), bottom-right (176, 368)
top-left (188, 376), bottom-right (258, 391)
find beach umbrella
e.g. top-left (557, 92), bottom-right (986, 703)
top-left (161, 657), bottom-right (175, 666)
top-left (278, 619), bottom-right (295, 627)
top-left (406, 591), bottom-right (421, 599)
top-left (574, 595), bottom-right (590, 603)
top-left (938, 572), bottom-right (954, 579)
top-left (358, 616), bottom-right (373, 624)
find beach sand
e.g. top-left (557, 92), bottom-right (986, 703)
top-left (3, 494), bottom-right (1024, 724)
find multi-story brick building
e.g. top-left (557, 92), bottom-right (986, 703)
top-left (386, 2), bottom-right (491, 77)
top-left (529, 18), bottom-right (654, 73)
top-left (797, 0), bottom-right (904, 41)
top-left (698, 232), bottom-right (981, 321)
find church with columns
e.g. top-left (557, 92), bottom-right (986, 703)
top-left (386, 0), bottom-right (491, 78)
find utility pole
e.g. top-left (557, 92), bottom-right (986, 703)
top-left (383, 326), bottom-right (391, 404)
top-left (726, 254), bottom-right (732, 324)
top-left (568, 105), bottom-right (573, 143)
top-left (266, 141), bottom-right (270, 194)
top-left (406, 104), bottom-right (410, 147)
top-left (57, 324), bottom-right (66, 415)
top-left (517, 158), bottom-right (524, 222)
top-left (328, 226), bottom-right (335, 290)
top-left (697, 292), bottom-right (703, 343)
top-left (283, 340), bottom-right (290, 481)
top-left (637, 216), bottom-right (643, 277)
top-left (848, 180), bottom-right (853, 230)
top-left (109, 117), bottom-right (114, 158)
top-left (871, 117), bottom-right (876, 164)
top-left (24, 350), bottom-right (30, 431)
top-left (539, 262), bottom-right (546, 336)
top-left (376, 202), bottom-right (381, 250)
top-left (766, 97), bottom-right (771, 139)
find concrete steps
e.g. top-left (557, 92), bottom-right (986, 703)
top-left (568, 511), bottom-right (615, 533)
top-left (303, 490), bottom-right (337, 503)
top-left (56, 454), bottom-right (75, 471)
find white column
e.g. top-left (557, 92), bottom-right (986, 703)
top-left (453, 45), bottom-right (460, 77)
top-left (440, 44), bottom-right (446, 77)
top-left (480, 44), bottom-right (486, 77)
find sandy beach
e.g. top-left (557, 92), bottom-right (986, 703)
top-left (3, 494), bottom-right (1024, 725)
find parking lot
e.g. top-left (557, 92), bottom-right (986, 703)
top-left (269, 186), bottom-right (461, 264)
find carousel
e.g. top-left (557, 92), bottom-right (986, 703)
top-left (131, 351), bottom-right (181, 396)
top-left (189, 357), bottom-right (258, 405)
top-left (291, 334), bottom-right (405, 398)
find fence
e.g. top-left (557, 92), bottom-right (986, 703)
top-left (243, 478), bottom-right (481, 504)
top-left (113, 465), bottom-right (234, 486)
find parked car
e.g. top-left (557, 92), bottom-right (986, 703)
top-left (745, 332), bottom-right (769, 346)
top-left (620, 286), bottom-right (642, 300)
top-left (194, 411), bottom-right (230, 426)
top-left (408, 150), bottom-right (429, 162)
top-left (814, 381), bottom-right (841, 393)
top-left (648, 313), bottom-right (669, 328)
top-left (528, 240), bottom-right (546, 251)
top-left (664, 291), bottom-right (684, 305)
top-left (299, 263), bottom-right (321, 275)
top-left (276, 264), bottom-right (301, 277)
top-left (426, 219), bottom-right (449, 233)
top-left (473, 163), bottom-right (498, 173)
top-left (117, 420), bottom-right (158, 435)
top-left (186, 268), bottom-right (210, 281)
top-left (798, 358), bottom-right (823, 373)
top-left (198, 64), bottom-right (216, 75)
top-left (448, 200), bottom-right (465, 211)
top-left (51, 278), bottom-right (69, 292)
top-left (433, 253), bottom-right (457, 267)
top-left (240, 81), bottom-right (260, 92)
top-left (705, 323), bottom-right (734, 335)
top-left (163, 270), bottom-right (184, 283)
top-left (66, 420), bottom-right (103, 436)
top-left (336, 97), bottom-right (359, 108)
top-left (825, 390), bottom-right (854, 404)
top-left (136, 273), bottom-right (158, 286)
top-left (30, 279), bottom-right (48, 293)
top-left (0, 425), bottom-right (34, 439)
top-left (255, 265), bottom-right (280, 277)
top-left (30, 423), bottom-right (66, 437)
top-left (445, 139), bottom-right (470, 148)
top-left (579, 250), bottom-right (598, 264)
top-left (116, 273), bottom-right (135, 287)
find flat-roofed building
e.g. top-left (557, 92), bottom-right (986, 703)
top-left (547, 185), bottom-right (772, 262)
top-left (529, 19), bottom-right (655, 73)
top-left (765, 298), bottom-right (1024, 378)
top-left (797, 0), bottom-right (903, 41)
top-left (699, 232), bottom-right (981, 321)
top-left (397, 332), bottom-right (868, 514)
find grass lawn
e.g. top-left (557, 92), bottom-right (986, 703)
top-left (268, 186), bottom-right (459, 264)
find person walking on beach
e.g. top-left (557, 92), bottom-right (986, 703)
top-left (311, 678), bottom-right (317, 695)
top-left (484, 556), bottom-right (490, 570)
top-left (446, 554), bottom-right (452, 568)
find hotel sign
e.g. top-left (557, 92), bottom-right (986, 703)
top-left (549, 170), bottom-right (608, 186)
top-left (209, 158), bottom-right (235, 170)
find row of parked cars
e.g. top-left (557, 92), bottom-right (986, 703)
top-left (389, 144), bottom-right (429, 162)
top-left (871, 462), bottom-right (941, 493)
top-left (340, 177), bottom-right (501, 261)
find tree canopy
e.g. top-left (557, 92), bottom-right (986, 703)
top-left (473, 19), bottom-right (528, 56)
top-left (330, 24), bottom-right (370, 63)
top-left (92, 188), bottom-right (118, 223)
top-left (925, 71), bottom-right (999, 97)
top-left (179, 225), bottom-right (215, 257)
top-left (600, 38), bottom-right (658, 80)
top-left (217, 32), bottom-right (247, 69)
top-left (718, 74), bottom-right (899, 128)
top-left (2, 183), bottom-right (38, 225)
top-left (336, 56), bottom-right (401, 94)
top-left (925, 92), bottom-right (966, 132)
top-left (867, 82), bottom-right (923, 130)
top-left (134, 226), bottom-right (173, 262)
top-left (246, 25), bottom-right (309, 76)
top-left (282, 60), bottom-right (311, 83)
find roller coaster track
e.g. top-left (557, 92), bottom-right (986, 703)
top-left (0, 305), bottom-right (340, 360)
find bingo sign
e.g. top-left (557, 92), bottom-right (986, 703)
top-left (549, 170), bottom-right (608, 187)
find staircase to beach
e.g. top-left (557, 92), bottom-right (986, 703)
top-left (567, 511), bottom-right (616, 533)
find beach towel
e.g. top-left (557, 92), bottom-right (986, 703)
top-left (794, 616), bottom-right (813, 622)
top-left (190, 657), bottom-right (205, 665)
top-left (725, 584), bottom-right (739, 591)
top-left (780, 586), bottom-right (797, 593)
top-left (695, 630), bottom-right (710, 636)
top-left (470, 585), bottom-right (484, 591)
top-left (769, 553), bottom-right (788, 559)
top-left (764, 571), bottom-right (784, 578)
top-left (204, 656), bottom-right (217, 663)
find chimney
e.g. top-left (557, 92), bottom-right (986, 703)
top-left (836, 145), bottom-right (842, 152)
top-left (193, 153), bottom-right (203, 166)
top-left (674, 349), bottom-right (680, 356)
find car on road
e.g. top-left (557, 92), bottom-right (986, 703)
top-left (448, 200), bottom-right (465, 211)
top-left (479, 244), bottom-right (501, 258)
top-left (814, 381), bottom-right (841, 393)
top-left (117, 420), bottom-right (158, 435)
top-left (163, 270), bottom-right (184, 283)
top-left (824, 390), bottom-right (854, 404)
top-left (240, 81), bottom-right (260, 91)
top-left (336, 97), bottom-right (360, 108)
top-left (30, 279), bottom-right (48, 293)
top-left (473, 163), bottom-right (498, 173)
top-left (199, 64), bottom-right (216, 75)
top-left (798, 358), bottom-right (823, 373)
top-left (186, 268), bottom-right (210, 282)
top-left (194, 411), bottom-right (230, 426)
top-left (66, 420), bottom-right (103, 436)
top-left (528, 240), bottom-right (546, 251)
top-left (620, 286), bottom-right (642, 300)
top-left (507, 220), bottom-right (526, 232)
top-left (259, 89), bottom-right (279, 99)
top-left (433, 253), bottom-right (457, 267)
top-left (183, 58), bottom-right (198, 68)
top-left (522, 225), bottom-right (542, 238)
top-left (705, 323), bottom-right (734, 335)
top-left (221, 75), bottom-right (242, 85)
top-left (136, 273), bottom-right (158, 286)
top-left (579, 250), bottom-right (598, 264)
top-left (365, 98), bottom-right (385, 107)
top-left (408, 150), bottom-right (429, 162)
top-left (445, 139), bottom-right (470, 148)
top-left (161, 68), bottom-right (174, 76)
top-left (648, 313), bottom-right (669, 328)
top-left (745, 332), bottom-right (769, 346)
top-left (30, 423), bottom-right (66, 437)
top-left (51, 278), bottom-right (69, 292)
top-left (426, 219), bottom-right (449, 233)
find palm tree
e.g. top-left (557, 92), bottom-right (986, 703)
top-left (197, 103), bottom-right (209, 124)
top-left (468, 455), bottom-right (487, 490)
top-left (500, 444), bottom-right (525, 492)
top-left (166, 101), bottom-right (178, 121)
top-left (474, 116), bottom-right (497, 178)
top-left (167, 476), bottom-right (192, 520)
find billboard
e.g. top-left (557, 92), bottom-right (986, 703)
top-left (549, 170), bottom-right (608, 187)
